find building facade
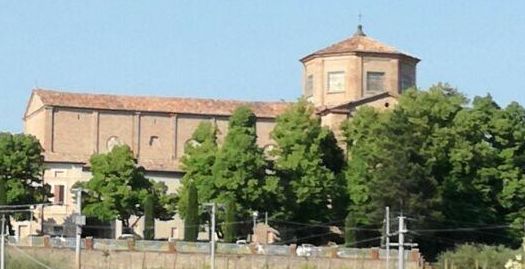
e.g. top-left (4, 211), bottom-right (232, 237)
top-left (19, 25), bottom-right (419, 239)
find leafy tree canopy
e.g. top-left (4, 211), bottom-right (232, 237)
top-left (271, 98), bottom-right (345, 226)
top-left (80, 145), bottom-right (176, 227)
top-left (212, 106), bottom-right (279, 232)
top-left (0, 133), bottom-right (50, 218)
top-left (177, 121), bottom-right (218, 219)
top-left (342, 84), bottom-right (525, 257)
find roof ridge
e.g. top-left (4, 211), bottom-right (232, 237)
top-left (32, 87), bottom-right (291, 118)
top-left (33, 87), bottom-right (291, 105)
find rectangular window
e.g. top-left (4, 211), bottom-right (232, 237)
top-left (327, 71), bottom-right (345, 93)
top-left (53, 185), bottom-right (65, 205)
top-left (401, 75), bottom-right (414, 91)
top-left (366, 72), bottom-right (385, 95)
top-left (305, 75), bottom-right (313, 97)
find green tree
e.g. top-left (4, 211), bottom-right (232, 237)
top-left (81, 145), bottom-right (175, 228)
top-left (223, 200), bottom-right (237, 243)
top-left (177, 121), bottom-right (218, 219)
top-left (0, 133), bottom-right (51, 232)
top-left (212, 106), bottom-right (278, 236)
top-left (342, 84), bottom-right (525, 257)
top-left (342, 85), bottom-right (467, 251)
top-left (183, 182), bottom-right (199, 242)
top-left (143, 194), bottom-right (154, 240)
top-left (270, 98), bottom-right (345, 242)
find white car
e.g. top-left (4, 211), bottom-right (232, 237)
top-left (296, 244), bottom-right (314, 257)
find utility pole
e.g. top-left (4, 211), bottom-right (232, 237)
top-left (398, 215), bottom-right (406, 269)
top-left (1, 214), bottom-right (5, 269)
top-left (387, 214), bottom-right (416, 269)
top-left (29, 205), bottom-right (35, 247)
top-left (72, 188), bottom-right (85, 269)
top-left (385, 207), bottom-right (390, 269)
top-left (204, 203), bottom-right (217, 269)
top-left (252, 211), bottom-right (258, 233)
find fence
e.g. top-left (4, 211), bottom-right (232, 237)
top-left (6, 235), bottom-right (419, 261)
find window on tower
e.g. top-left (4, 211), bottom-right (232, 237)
top-left (366, 72), bottom-right (385, 96)
top-left (305, 75), bottom-right (313, 97)
top-left (401, 74), bottom-right (414, 91)
top-left (327, 71), bottom-right (345, 93)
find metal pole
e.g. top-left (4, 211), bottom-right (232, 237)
top-left (75, 189), bottom-right (82, 269)
top-left (386, 207), bottom-right (390, 269)
top-left (398, 215), bottom-right (406, 269)
top-left (1, 214), bottom-right (5, 269)
top-left (252, 211), bottom-right (258, 233)
top-left (210, 203), bottom-right (216, 269)
top-left (29, 208), bottom-right (33, 247)
top-left (265, 212), bottom-right (268, 225)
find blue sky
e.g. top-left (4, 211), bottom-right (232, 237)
top-left (1, 1), bottom-right (524, 132)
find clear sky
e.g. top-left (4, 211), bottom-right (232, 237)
top-left (1, 1), bottom-right (524, 132)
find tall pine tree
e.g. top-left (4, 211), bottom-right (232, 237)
top-left (184, 182), bottom-right (199, 241)
top-left (223, 200), bottom-right (237, 243)
top-left (143, 194), bottom-right (155, 240)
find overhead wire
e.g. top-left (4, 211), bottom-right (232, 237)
top-left (7, 243), bottom-right (57, 269)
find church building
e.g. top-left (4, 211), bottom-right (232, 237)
top-left (19, 25), bottom-right (419, 239)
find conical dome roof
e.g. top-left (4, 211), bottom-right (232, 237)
top-left (300, 25), bottom-right (419, 62)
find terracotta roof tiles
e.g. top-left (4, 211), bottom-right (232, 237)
top-left (33, 88), bottom-right (290, 118)
top-left (301, 26), bottom-right (419, 62)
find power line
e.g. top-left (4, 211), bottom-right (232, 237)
top-left (268, 218), bottom-right (380, 231)
top-left (7, 243), bottom-right (56, 269)
top-left (411, 224), bottom-right (511, 233)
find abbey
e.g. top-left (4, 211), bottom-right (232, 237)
top-left (20, 25), bottom-right (419, 239)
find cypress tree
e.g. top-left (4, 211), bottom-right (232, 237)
top-left (143, 194), bottom-right (155, 240)
top-left (344, 213), bottom-right (355, 247)
top-left (0, 178), bottom-right (5, 206)
top-left (223, 201), bottom-right (237, 243)
top-left (184, 182), bottom-right (199, 241)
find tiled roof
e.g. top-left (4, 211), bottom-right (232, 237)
top-left (33, 88), bottom-right (291, 118)
top-left (301, 26), bottom-right (419, 62)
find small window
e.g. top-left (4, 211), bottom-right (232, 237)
top-left (401, 75), bottom-right (414, 91)
top-left (366, 72), bottom-right (385, 95)
top-left (305, 75), bottom-right (313, 97)
top-left (327, 71), bottom-right (345, 93)
top-left (53, 185), bottom-right (65, 205)
top-left (54, 171), bottom-right (65, 178)
top-left (149, 136), bottom-right (160, 147)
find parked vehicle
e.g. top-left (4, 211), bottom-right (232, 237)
top-left (296, 243), bottom-right (314, 257)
